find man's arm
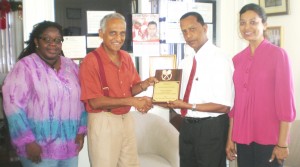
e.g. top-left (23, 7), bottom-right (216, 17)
top-left (226, 118), bottom-right (237, 160)
top-left (131, 77), bottom-right (158, 96)
top-left (167, 100), bottom-right (229, 113)
top-left (187, 102), bottom-right (229, 113)
top-left (88, 77), bottom-right (158, 112)
top-left (88, 96), bottom-right (152, 113)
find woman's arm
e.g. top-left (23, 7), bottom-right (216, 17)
top-left (270, 121), bottom-right (291, 165)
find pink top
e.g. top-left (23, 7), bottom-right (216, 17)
top-left (229, 39), bottom-right (296, 145)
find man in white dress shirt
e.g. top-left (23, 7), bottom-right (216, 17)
top-left (167, 12), bottom-right (235, 167)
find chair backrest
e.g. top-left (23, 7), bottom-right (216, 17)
top-left (131, 111), bottom-right (179, 167)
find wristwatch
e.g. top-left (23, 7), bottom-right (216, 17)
top-left (191, 104), bottom-right (197, 111)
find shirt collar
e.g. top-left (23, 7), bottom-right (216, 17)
top-left (97, 44), bottom-right (128, 66)
top-left (194, 40), bottom-right (213, 59)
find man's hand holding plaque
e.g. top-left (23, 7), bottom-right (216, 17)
top-left (152, 69), bottom-right (182, 103)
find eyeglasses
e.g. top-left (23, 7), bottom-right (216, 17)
top-left (38, 37), bottom-right (64, 44)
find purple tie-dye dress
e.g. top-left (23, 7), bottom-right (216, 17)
top-left (2, 53), bottom-right (87, 160)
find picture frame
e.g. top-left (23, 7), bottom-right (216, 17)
top-left (149, 55), bottom-right (177, 77)
top-left (265, 26), bottom-right (283, 47)
top-left (259, 0), bottom-right (289, 16)
top-left (66, 8), bottom-right (82, 19)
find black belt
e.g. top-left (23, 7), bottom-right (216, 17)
top-left (184, 114), bottom-right (227, 123)
top-left (184, 116), bottom-right (212, 123)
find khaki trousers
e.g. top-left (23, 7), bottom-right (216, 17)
top-left (87, 112), bottom-right (139, 167)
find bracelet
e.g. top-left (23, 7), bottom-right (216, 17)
top-left (276, 144), bottom-right (288, 149)
top-left (191, 104), bottom-right (197, 111)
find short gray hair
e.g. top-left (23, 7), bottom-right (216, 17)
top-left (100, 13), bottom-right (126, 32)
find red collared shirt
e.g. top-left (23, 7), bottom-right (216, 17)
top-left (79, 45), bottom-right (141, 114)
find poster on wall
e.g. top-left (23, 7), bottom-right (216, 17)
top-left (62, 36), bottom-right (86, 58)
top-left (87, 36), bottom-right (102, 48)
top-left (166, 1), bottom-right (188, 23)
top-left (132, 13), bottom-right (160, 57)
top-left (165, 22), bottom-right (185, 43)
top-left (163, 1), bottom-right (215, 44)
top-left (87, 11), bottom-right (115, 34)
top-left (189, 2), bottom-right (213, 23)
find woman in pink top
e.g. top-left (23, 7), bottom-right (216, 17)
top-left (226, 3), bottom-right (296, 167)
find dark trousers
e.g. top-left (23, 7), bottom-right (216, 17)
top-left (237, 142), bottom-right (283, 167)
top-left (179, 114), bottom-right (229, 167)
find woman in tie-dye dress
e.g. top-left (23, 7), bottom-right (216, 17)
top-left (2, 21), bottom-right (87, 167)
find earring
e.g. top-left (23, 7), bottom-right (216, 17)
top-left (36, 45), bottom-right (39, 48)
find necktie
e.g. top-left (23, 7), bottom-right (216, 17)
top-left (181, 57), bottom-right (197, 117)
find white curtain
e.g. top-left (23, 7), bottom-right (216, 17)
top-left (0, 0), bottom-right (55, 74)
top-left (22, 0), bottom-right (55, 42)
top-left (0, 11), bottom-right (23, 74)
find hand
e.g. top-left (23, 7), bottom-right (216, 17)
top-left (75, 133), bottom-right (85, 153)
top-left (134, 96), bottom-right (153, 113)
top-left (269, 146), bottom-right (289, 165)
top-left (167, 100), bottom-right (187, 109)
top-left (156, 103), bottom-right (169, 108)
top-left (25, 141), bottom-right (42, 163)
top-left (226, 139), bottom-right (237, 161)
top-left (145, 77), bottom-right (159, 86)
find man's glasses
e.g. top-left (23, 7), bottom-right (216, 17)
top-left (38, 37), bottom-right (64, 44)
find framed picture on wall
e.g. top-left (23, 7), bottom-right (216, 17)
top-left (265, 26), bottom-right (283, 47)
top-left (149, 55), bottom-right (177, 77)
top-left (259, 0), bottom-right (289, 16)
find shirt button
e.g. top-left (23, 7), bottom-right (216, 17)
top-left (120, 81), bottom-right (123, 84)
top-left (123, 93), bottom-right (126, 96)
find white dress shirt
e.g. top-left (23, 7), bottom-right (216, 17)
top-left (176, 41), bottom-right (235, 118)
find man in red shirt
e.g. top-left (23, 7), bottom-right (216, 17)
top-left (79, 13), bottom-right (157, 167)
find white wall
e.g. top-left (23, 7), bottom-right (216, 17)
top-left (268, 0), bottom-right (300, 120)
top-left (217, 0), bottom-right (248, 54)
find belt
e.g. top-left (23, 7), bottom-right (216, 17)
top-left (184, 116), bottom-right (212, 123)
